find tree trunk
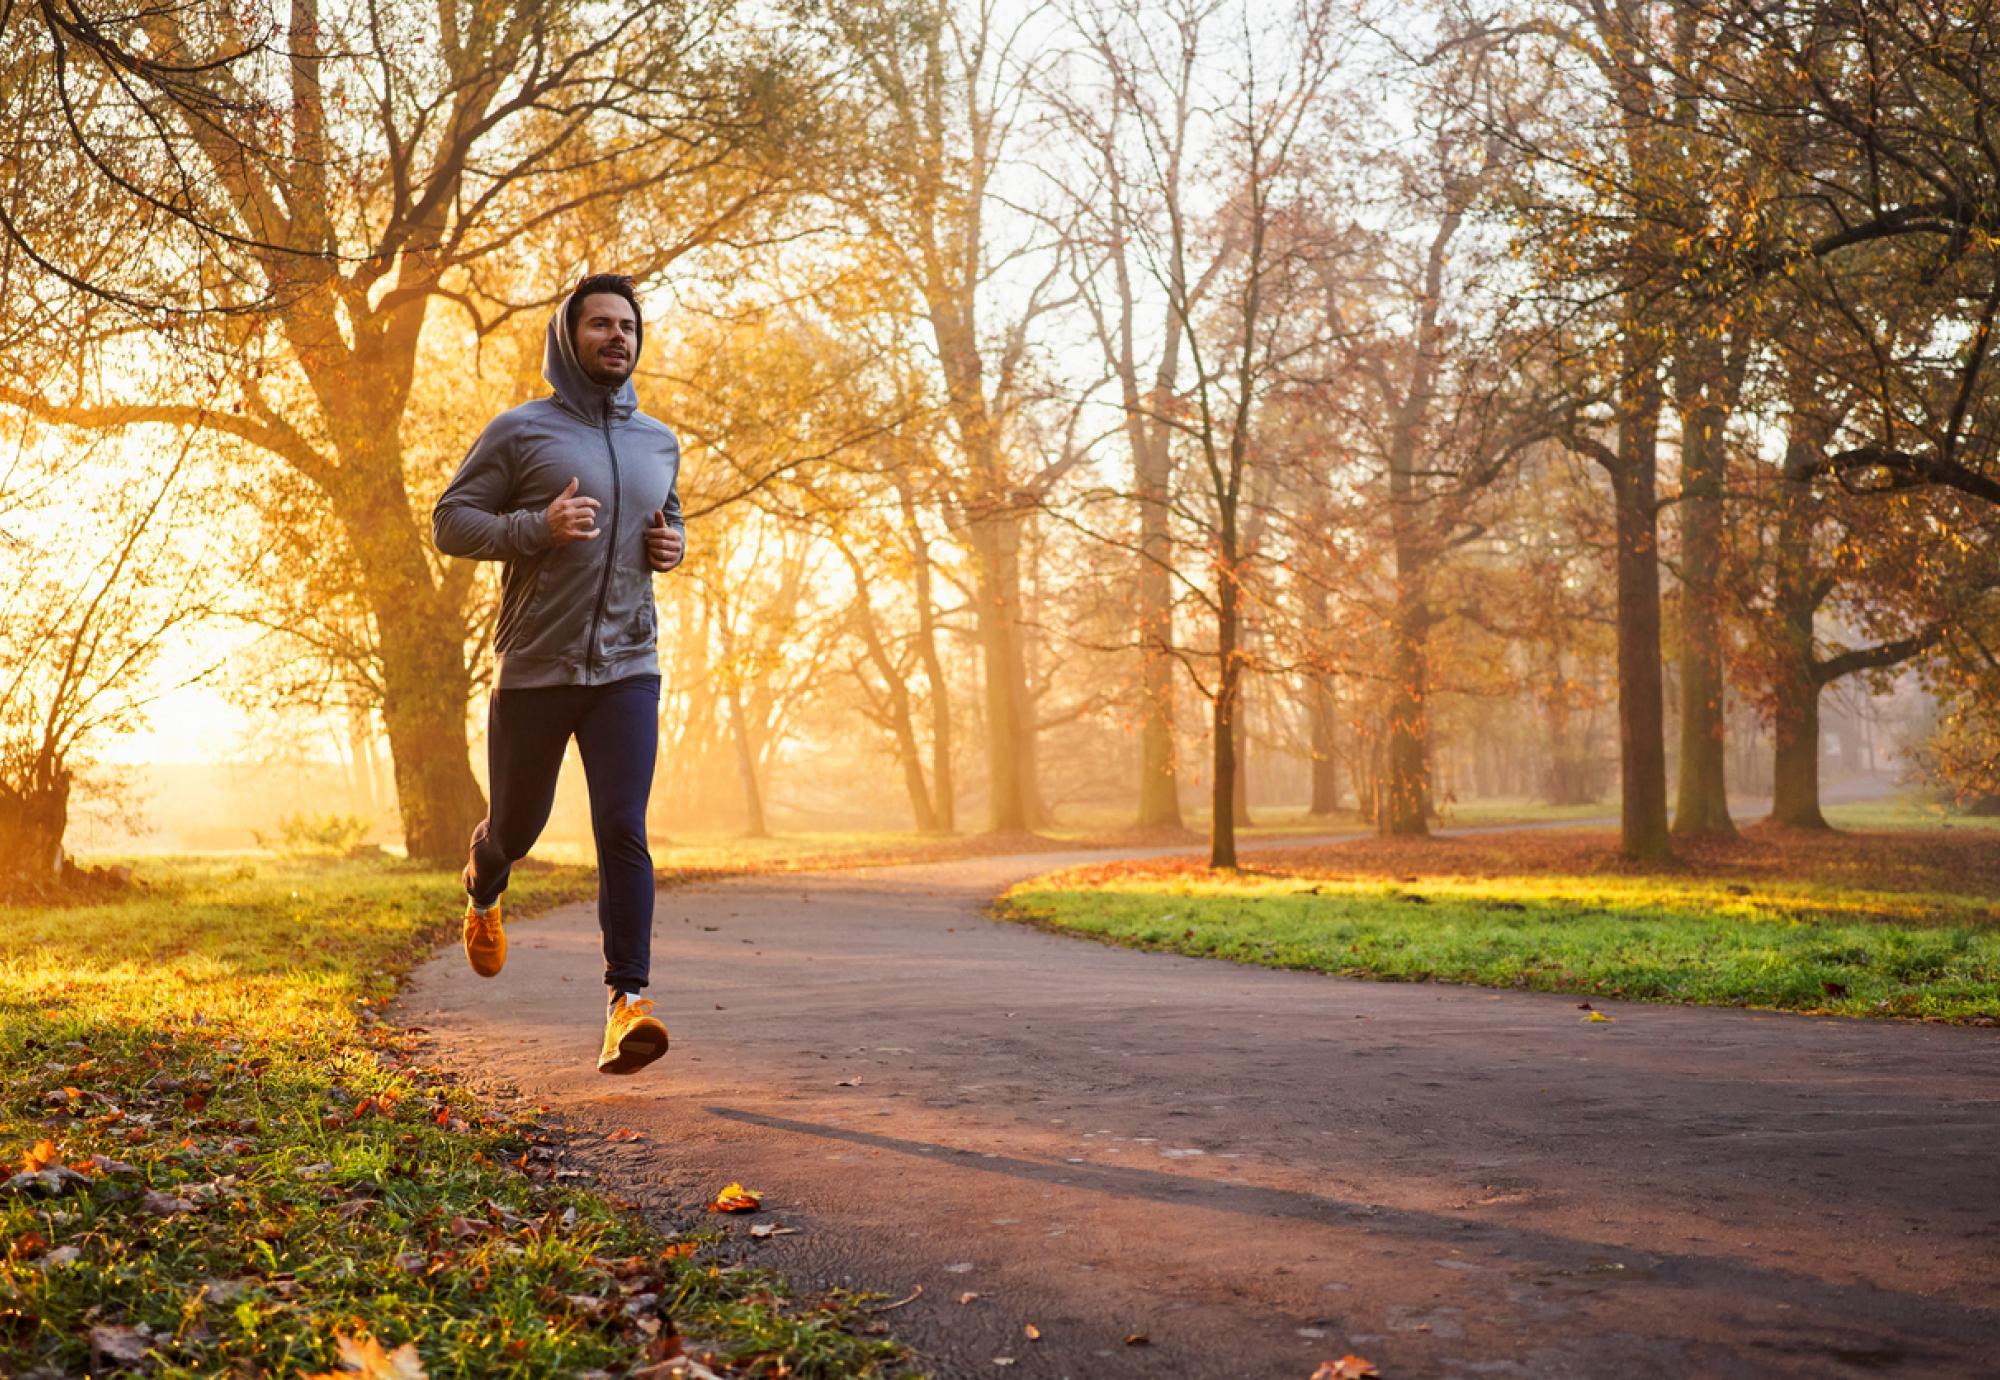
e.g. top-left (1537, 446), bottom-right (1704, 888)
top-left (1381, 589), bottom-right (1432, 836)
top-left (900, 481), bottom-right (956, 833)
top-left (1611, 365), bottom-right (1673, 859)
top-left (1769, 653), bottom-right (1826, 829)
top-left (1308, 669), bottom-right (1341, 816)
top-left (726, 684), bottom-right (768, 838)
top-left (1672, 377), bottom-right (1737, 836)
top-left (331, 453), bottom-right (486, 864)
top-left (1135, 425), bottom-right (1181, 828)
top-left (1210, 570), bottom-right (1240, 869)
top-left (1231, 671), bottom-right (1253, 828)
top-left (1769, 401), bottom-right (1832, 829)
top-left (1014, 523), bottom-right (1050, 830)
top-left (841, 546), bottom-right (942, 836)
top-left (0, 769), bottom-right (70, 886)
top-left (968, 513), bottom-right (1036, 832)
top-left (890, 698), bottom-right (941, 833)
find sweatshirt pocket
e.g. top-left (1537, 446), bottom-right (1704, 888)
top-left (495, 557), bottom-right (547, 653)
top-left (598, 573), bottom-right (656, 658)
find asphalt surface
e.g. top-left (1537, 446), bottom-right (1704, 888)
top-left (398, 846), bottom-right (2000, 1379)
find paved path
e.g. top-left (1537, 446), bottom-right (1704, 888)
top-left (399, 848), bottom-right (2000, 1379)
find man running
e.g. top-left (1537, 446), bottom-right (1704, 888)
top-left (432, 273), bottom-right (683, 1075)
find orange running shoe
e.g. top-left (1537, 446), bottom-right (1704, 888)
top-left (599, 994), bottom-right (670, 1075)
top-left (463, 900), bottom-right (507, 978)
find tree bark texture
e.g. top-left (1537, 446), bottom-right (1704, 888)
top-left (1671, 352), bottom-right (1740, 837)
top-left (1612, 361), bottom-right (1673, 860)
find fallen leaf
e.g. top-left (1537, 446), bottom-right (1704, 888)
top-left (662, 1241), bottom-right (700, 1259)
top-left (707, 1182), bottom-right (760, 1213)
top-left (1312, 1356), bottom-right (1379, 1379)
top-left (748, 1222), bottom-right (800, 1239)
top-left (1024, 1323), bottom-right (1041, 1340)
top-left (607, 1128), bottom-right (645, 1143)
top-left (141, 1188), bottom-right (197, 1216)
top-left (834, 1077), bottom-right (864, 1087)
top-left (301, 1331), bottom-right (429, 1379)
top-left (992, 1359), bottom-right (1016, 1368)
top-left (40, 1245), bottom-right (82, 1269)
top-left (1580, 1011), bottom-right (1615, 1024)
top-left (0, 1166), bottom-right (90, 1199)
top-left (90, 1323), bottom-right (151, 1365)
top-left (20, 1139), bottom-right (61, 1172)
top-left (1124, 1333), bottom-right (1149, 1346)
top-left (958, 1291), bottom-right (981, 1305)
top-left (630, 1358), bottom-right (727, 1380)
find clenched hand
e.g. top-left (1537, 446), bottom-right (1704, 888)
top-left (546, 477), bottom-right (600, 544)
top-left (646, 509), bottom-right (685, 571)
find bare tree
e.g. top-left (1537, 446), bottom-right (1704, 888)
top-left (1089, 0), bottom-right (1352, 866)
top-left (807, 0), bottom-right (1086, 832)
top-left (0, 421), bottom-right (219, 888)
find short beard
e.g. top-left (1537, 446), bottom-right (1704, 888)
top-left (583, 357), bottom-right (633, 387)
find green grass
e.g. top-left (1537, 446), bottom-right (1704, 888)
top-left (1822, 799), bottom-right (2000, 831)
top-left (1432, 798), bottom-right (1615, 827)
top-left (1001, 857), bottom-right (2000, 1021)
top-left (1042, 799), bottom-right (1615, 839)
top-left (0, 857), bottom-right (907, 1378)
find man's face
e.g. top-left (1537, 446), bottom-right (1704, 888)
top-left (574, 291), bottom-right (639, 386)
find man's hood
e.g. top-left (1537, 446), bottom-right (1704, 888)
top-left (543, 289), bottom-right (639, 422)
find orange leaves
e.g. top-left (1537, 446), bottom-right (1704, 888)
top-left (607, 1127), bottom-right (645, 1143)
top-left (707, 1181), bottom-right (760, 1213)
top-left (351, 1092), bottom-right (400, 1120)
top-left (301, 1332), bottom-right (429, 1380)
top-left (1311, 1357), bottom-right (1379, 1380)
top-left (3, 1140), bottom-right (92, 1200)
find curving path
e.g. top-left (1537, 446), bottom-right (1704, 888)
top-left (398, 844), bottom-right (2000, 1379)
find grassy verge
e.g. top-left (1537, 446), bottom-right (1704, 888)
top-left (0, 857), bottom-right (907, 1378)
top-left (1822, 800), bottom-right (2000, 832)
top-left (998, 826), bottom-right (2000, 1022)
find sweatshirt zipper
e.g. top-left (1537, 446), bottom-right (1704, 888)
top-left (587, 402), bottom-right (624, 681)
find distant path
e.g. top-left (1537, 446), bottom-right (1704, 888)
top-left (399, 833), bottom-right (2000, 1379)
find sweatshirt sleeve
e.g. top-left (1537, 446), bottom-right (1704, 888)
top-left (432, 416), bottom-right (555, 561)
top-left (659, 461), bottom-right (686, 570)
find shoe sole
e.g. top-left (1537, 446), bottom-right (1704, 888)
top-left (599, 1027), bottom-right (670, 1076)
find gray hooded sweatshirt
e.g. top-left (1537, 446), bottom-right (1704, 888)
top-left (432, 294), bottom-right (685, 690)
